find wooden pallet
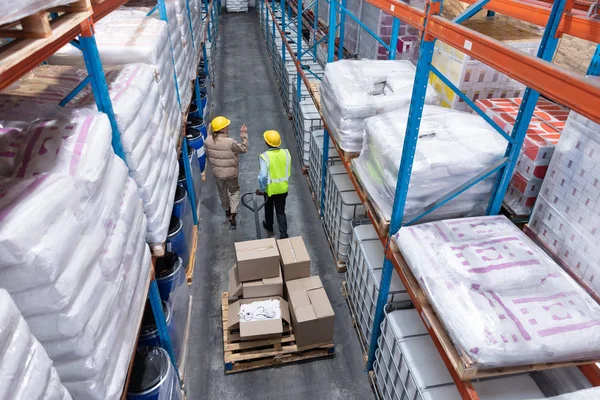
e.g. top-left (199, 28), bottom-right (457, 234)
top-left (221, 293), bottom-right (335, 373)
top-left (0, 0), bottom-right (91, 39)
top-left (350, 169), bottom-right (390, 236)
top-left (178, 295), bottom-right (193, 379)
top-left (390, 249), bottom-right (600, 380)
top-left (325, 237), bottom-right (347, 273)
top-left (341, 281), bottom-right (368, 364)
top-left (186, 226), bottom-right (199, 284)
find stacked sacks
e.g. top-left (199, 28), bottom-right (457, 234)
top-left (0, 289), bottom-right (72, 400)
top-left (0, 64), bottom-right (178, 245)
top-left (190, 0), bottom-right (203, 58)
top-left (48, 10), bottom-right (182, 143)
top-left (320, 60), bottom-right (438, 152)
top-left (172, 0), bottom-right (197, 82)
top-left (352, 105), bottom-right (506, 222)
top-left (0, 0), bottom-right (76, 25)
top-left (0, 115), bottom-right (152, 399)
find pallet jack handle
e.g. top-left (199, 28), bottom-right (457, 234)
top-left (241, 192), bottom-right (267, 239)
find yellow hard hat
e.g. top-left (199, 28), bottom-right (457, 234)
top-left (211, 116), bottom-right (231, 132)
top-left (263, 130), bottom-right (281, 147)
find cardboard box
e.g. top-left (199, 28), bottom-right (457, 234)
top-left (228, 264), bottom-right (243, 301)
top-left (234, 238), bottom-right (280, 282)
top-left (227, 296), bottom-right (291, 341)
top-left (243, 265), bottom-right (284, 298)
top-left (286, 276), bottom-right (335, 348)
top-left (277, 237), bottom-right (311, 281)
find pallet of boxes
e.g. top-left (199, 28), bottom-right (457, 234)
top-left (221, 237), bottom-right (336, 373)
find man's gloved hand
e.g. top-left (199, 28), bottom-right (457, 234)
top-left (256, 189), bottom-right (265, 196)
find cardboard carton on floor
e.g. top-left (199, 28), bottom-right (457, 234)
top-left (227, 296), bottom-right (291, 341)
top-left (286, 276), bottom-right (335, 348)
top-left (243, 265), bottom-right (283, 298)
top-left (228, 264), bottom-right (243, 301)
top-left (234, 238), bottom-right (280, 282)
top-left (277, 237), bottom-right (311, 281)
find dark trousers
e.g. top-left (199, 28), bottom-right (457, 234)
top-left (264, 193), bottom-right (288, 238)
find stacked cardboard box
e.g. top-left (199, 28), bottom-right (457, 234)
top-left (228, 237), bottom-right (335, 347)
top-left (430, 18), bottom-right (541, 112)
top-left (476, 98), bottom-right (569, 215)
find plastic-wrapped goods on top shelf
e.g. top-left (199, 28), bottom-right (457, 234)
top-left (529, 104), bottom-right (600, 301)
top-left (475, 98), bottom-right (569, 216)
top-left (0, 0), bottom-right (77, 25)
top-left (430, 18), bottom-right (541, 112)
top-left (320, 60), bottom-right (438, 152)
top-left (48, 11), bottom-right (182, 139)
top-left (0, 64), bottom-right (179, 245)
top-left (537, 388), bottom-right (600, 399)
top-left (374, 308), bottom-right (546, 400)
top-left (393, 215), bottom-right (600, 368)
top-left (227, 0), bottom-right (249, 12)
top-left (353, 105), bottom-right (506, 223)
top-left (0, 289), bottom-right (73, 400)
top-left (0, 115), bottom-right (152, 400)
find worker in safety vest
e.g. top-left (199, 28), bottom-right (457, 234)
top-left (256, 130), bottom-right (291, 239)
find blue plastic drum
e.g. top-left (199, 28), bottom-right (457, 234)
top-left (199, 79), bottom-right (208, 94)
top-left (186, 127), bottom-right (206, 172)
top-left (172, 185), bottom-right (187, 220)
top-left (189, 102), bottom-right (200, 118)
top-left (186, 117), bottom-right (207, 140)
top-left (127, 347), bottom-right (181, 400)
top-left (155, 252), bottom-right (184, 302)
top-left (138, 300), bottom-right (173, 349)
top-left (166, 216), bottom-right (189, 269)
top-left (200, 92), bottom-right (207, 109)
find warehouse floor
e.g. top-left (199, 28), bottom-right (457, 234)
top-left (185, 8), bottom-right (374, 400)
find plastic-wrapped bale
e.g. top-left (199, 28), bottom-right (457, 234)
top-left (0, 116), bottom-right (152, 400)
top-left (226, 0), bottom-right (248, 12)
top-left (323, 165), bottom-right (367, 265)
top-left (352, 105), bottom-right (506, 223)
top-left (48, 11), bottom-right (182, 142)
top-left (0, 0), bottom-right (77, 25)
top-left (535, 388), bottom-right (600, 399)
top-left (529, 106), bottom-right (600, 298)
top-left (346, 224), bottom-right (409, 352)
top-left (0, 289), bottom-right (73, 400)
top-left (393, 215), bottom-right (600, 368)
top-left (0, 64), bottom-right (179, 245)
top-left (320, 60), bottom-right (438, 152)
top-left (308, 130), bottom-right (341, 205)
top-left (374, 309), bottom-right (546, 400)
top-left (430, 17), bottom-right (541, 111)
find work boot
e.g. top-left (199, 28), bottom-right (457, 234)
top-left (262, 221), bottom-right (273, 232)
top-left (229, 213), bottom-right (237, 227)
top-left (225, 210), bottom-right (231, 219)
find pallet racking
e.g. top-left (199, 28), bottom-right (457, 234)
top-left (259, 0), bottom-right (600, 397)
top-left (0, 0), bottom-right (219, 397)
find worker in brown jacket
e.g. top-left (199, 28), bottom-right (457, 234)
top-left (204, 116), bottom-right (249, 228)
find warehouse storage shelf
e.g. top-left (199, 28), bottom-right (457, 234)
top-left (0, 0), bottom-right (215, 398)
top-left (262, 0), bottom-right (600, 397)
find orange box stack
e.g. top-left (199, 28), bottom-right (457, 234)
top-left (476, 98), bottom-right (569, 215)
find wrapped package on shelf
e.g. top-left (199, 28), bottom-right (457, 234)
top-left (0, 0), bottom-right (77, 25)
top-left (353, 105), bottom-right (506, 223)
top-left (537, 388), bottom-right (600, 399)
top-left (48, 11), bottom-right (182, 141)
top-left (393, 215), bottom-right (600, 368)
top-left (320, 60), bottom-right (438, 152)
top-left (529, 106), bottom-right (600, 299)
top-left (227, 0), bottom-right (249, 12)
top-left (0, 64), bottom-right (179, 245)
top-left (0, 289), bottom-right (73, 400)
top-left (0, 115), bottom-right (152, 400)
top-left (375, 308), bottom-right (546, 400)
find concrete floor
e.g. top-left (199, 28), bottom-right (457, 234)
top-left (185, 8), bottom-right (374, 400)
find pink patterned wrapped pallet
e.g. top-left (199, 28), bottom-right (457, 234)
top-left (393, 215), bottom-right (600, 368)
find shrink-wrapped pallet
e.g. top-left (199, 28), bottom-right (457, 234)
top-left (0, 115), bottom-right (152, 399)
top-left (353, 105), bottom-right (506, 222)
top-left (0, 0), bottom-right (77, 25)
top-left (0, 289), bottom-right (73, 400)
top-left (0, 64), bottom-right (178, 245)
top-left (320, 60), bottom-right (437, 152)
top-left (393, 215), bottom-right (600, 368)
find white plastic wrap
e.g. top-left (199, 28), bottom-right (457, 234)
top-left (0, 0), bottom-right (76, 25)
top-left (394, 215), bottom-right (600, 368)
top-left (353, 105), bottom-right (506, 222)
top-left (0, 64), bottom-right (179, 244)
top-left (0, 289), bottom-right (73, 400)
top-left (320, 60), bottom-right (438, 152)
top-left (535, 388), bottom-right (600, 399)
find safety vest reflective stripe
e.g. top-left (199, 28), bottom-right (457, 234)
top-left (260, 149), bottom-right (291, 196)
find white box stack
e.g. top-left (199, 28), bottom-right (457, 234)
top-left (308, 130), bottom-right (341, 205)
top-left (324, 165), bottom-right (367, 265)
top-left (529, 108), bottom-right (600, 298)
top-left (226, 0), bottom-right (248, 12)
top-left (374, 310), bottom-right (546, 400)
top-left (346, 224), bottom-right (410, 351)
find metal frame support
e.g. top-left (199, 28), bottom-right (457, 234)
top-left (388, 18), bottom-right (400, 59)
top-left (453, 0), bottom-right (490, 23)
top-left (337, 0), bottom-right (347, 60)
top-left (182, 137), bottom-right (200, 225)
top-left (158, 0), bottom-right (183, 108)
top-left (366, 0), bottom-right (443, 371)
top-left (587, 44), bottom-right (600, 76)
top-left (313, 0), bottom-right (319, 61)
top-left (281, 0), bottom-right (286, 66)
top-left (486, 0), bottom-right (567, 214)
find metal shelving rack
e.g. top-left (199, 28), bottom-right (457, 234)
top-left (0, 0), bottom-right (217, 397)
top-left (260, 0), bottom-right (600, 397)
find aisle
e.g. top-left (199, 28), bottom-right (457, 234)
top-left (186, 9), bottom-right (374, 400)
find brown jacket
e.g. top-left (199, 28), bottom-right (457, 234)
top-left (204, 131), bottom-right (249, 180)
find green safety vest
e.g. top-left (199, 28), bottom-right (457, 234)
top-left (260, 149), bottom-right (291, 196)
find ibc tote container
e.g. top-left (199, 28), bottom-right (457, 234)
top-left (308, 130), bottom-right (341, 206)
